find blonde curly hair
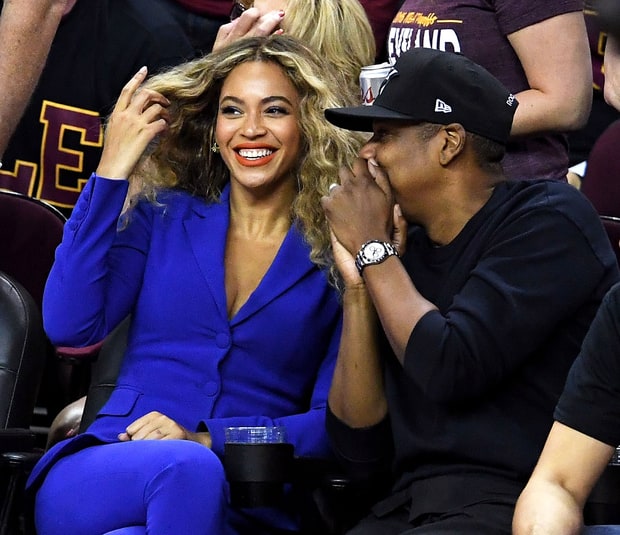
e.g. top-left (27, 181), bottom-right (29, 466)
top-left (281, 0), bottom-right (376, 102)
top-left (128, 35), bottom-right (365, 285)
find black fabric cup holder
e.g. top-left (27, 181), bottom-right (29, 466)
top-left (224, 442), bottom-right (294, 508)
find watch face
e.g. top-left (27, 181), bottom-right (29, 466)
top-left (364, 242), bottom-right (386, 262)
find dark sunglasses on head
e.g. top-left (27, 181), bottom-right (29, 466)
top-left (230, 0), bottom-right (254, 21)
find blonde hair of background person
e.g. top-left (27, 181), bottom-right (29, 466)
top-left (214, 0), bottom-right (376, 105)
top-left (0, 0), bottom-right (70, 159)
top-left (129, 34), bottom-right (364, 282)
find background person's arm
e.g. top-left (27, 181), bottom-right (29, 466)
top-left (604, 35), bottom-right (620, 111)
top-left (0, 0), bottom-right (68, 158)
top-left (513, 421), bottom-right (615, 535)
top-left (507, 11), bottom-right (593, 136)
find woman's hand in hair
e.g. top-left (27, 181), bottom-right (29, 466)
top-left (96, 67), bottom-right (170, 180)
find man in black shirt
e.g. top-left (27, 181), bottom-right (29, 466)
top-left (321, 47), bottom-right (619, 535)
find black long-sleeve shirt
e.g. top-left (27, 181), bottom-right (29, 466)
top-left (328, 179), bottom-right (619, 501)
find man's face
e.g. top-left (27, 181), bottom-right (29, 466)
top-left (359, 120), bottom-right (442, 222)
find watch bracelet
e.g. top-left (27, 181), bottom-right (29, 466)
top-left (354, 239), bottom-right (399, 274)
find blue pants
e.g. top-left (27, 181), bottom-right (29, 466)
top-left (34, 440), bottom-right (229, 535)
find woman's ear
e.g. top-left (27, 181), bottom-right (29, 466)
top-left (438, 123), bottom-right (466, 166)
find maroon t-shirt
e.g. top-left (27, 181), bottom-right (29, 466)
top-left (359, 0), bottom-right (402, 60)
top-left (387, 0), bottom-right (584, 182)
top-left (174, 0), bottom-right (231, 18)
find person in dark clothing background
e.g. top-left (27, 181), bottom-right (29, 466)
top-left (0, 0), bottom-right (193, 217)
top-left (158, 0), bottom-right (232, 56)
top-left (0, 0), bottom-right (67, 159)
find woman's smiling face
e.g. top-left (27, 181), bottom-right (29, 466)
top-left (215, 60), bottom-right (302, 193)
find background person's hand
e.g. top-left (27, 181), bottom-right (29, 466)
top-left (212, 8), bottom-right (284, 52)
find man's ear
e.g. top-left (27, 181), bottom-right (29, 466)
top-left (438, 123), bottom-right (466, 166)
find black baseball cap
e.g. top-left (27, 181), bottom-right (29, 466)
top-left (325, 47), bottom-right (518, 145)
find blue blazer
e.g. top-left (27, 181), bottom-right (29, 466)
top-left (29, 175), bottom-right (342, 488)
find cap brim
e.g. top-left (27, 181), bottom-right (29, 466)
top-left (324, 105), bottom-right (414, 132)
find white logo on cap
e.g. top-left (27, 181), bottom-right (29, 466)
top-left (434, 99), bottom-right (452, 113)
top-left (506, 94), bottom-right (516, 106)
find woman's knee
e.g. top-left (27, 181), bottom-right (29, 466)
top-left (146, 440), bottom-right (226, 497)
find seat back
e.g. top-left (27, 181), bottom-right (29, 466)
top-left (78, 316), bottom-right (130, 432)
top-left (0, 190), bottom-right (66, 311)
top-left (0, 271), bottom-right (46, 429)
top-left (600, 216), bottom-right (620, 267)
top-left (580, 119), bottom-right (620, 270)
top-left (0, 190), bottom-right (71, 430)
top-left (581, 119), bottom-right (620, 219)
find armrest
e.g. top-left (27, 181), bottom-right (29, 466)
top-left (53, 343), bottom-right (103, 400)
top-left (222, 447), bottom-right (378, 533)
top-left (54, 340), bottom-right (104, 363)
top-left (292, 456), bottom-right (351, 487)
top-left (0, 443), bottom-right (43, 535)
top-left (55, 314), bottom-right (131, 365)
top-left (0, 429), bottom-right (36, 454)
top-left (291, 457), bottom-right (379, 535)
top-left (0, 429), bottom-right (43, 471)
top-left (1, 451), bottom-right (43, 472)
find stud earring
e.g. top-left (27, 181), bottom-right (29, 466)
top-left (211, 142), bottom-right (220, 153)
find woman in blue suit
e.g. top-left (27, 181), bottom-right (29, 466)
top-left (29, 36), bottom-right (363, 535)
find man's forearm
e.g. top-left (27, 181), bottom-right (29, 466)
top-left (0, 0), bottom-right (67, 156)
top-left (363, 257), bottom-right (436, 365)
